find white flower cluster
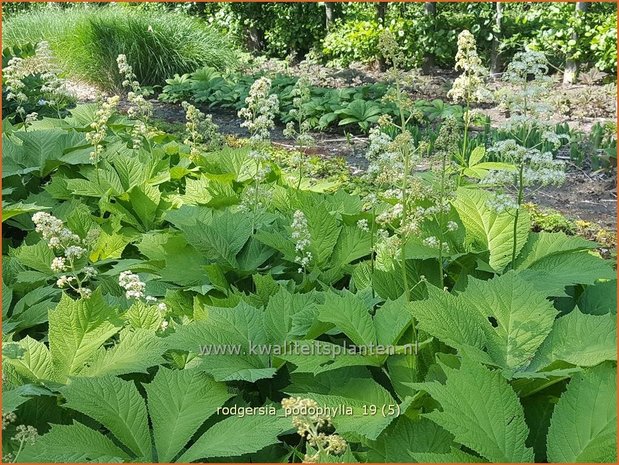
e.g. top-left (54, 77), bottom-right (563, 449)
top-left (86, 95), bottom-right (120, 163)
top-left (486, 139), bottom-right (566, 187)
top-left (482, 138), bottom-right (565, 213)
top-left (283, 77), bottom-right (315, 148)
top-left (117, 54), bottom-right (152, 117)
top-left (181, 101), bottom-right (221, 158)
top-left (497, 49), bottom-right (552, 118)
top-left (281, 397), bottom-right (348, 462)
top-left (364, 128), bottom-right (408, 186)
top-left (118, 271), bottom-right (147, 300)
top-left (32, 212), bottom-right (99, 298)
top-left (4, 40), bottom-right (69, 123)
top-left (118, 271), bottom-right (167, 316)
top-left (291, 210), bottom-right (312, 273)
top-left (238, 77), bottom-right (280, 142)
top-left (447, 30), bottom-right (492, 104)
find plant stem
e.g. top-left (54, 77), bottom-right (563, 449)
top-left (511, 164), bottom-right (525, 267)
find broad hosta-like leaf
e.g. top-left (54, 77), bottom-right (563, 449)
top-left (547, 363), bottom-right (617, 462)
top-left (527, 308), bottom-right (616, 371)
top-left (19, 421), bottom-right (131, 463)
top-left (48, 291), bottom-right (121, 381)
top-left (61, 375), bottom-right (152, 460)
top-left (453, 188), bottom-right (530, 272)
top-left (414, 358), bottom-right (534, 462)
top-left (145, 368), bottom-right (232, 462)
top-left (177, 412), bottom-right (290, 462)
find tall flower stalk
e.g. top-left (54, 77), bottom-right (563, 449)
top-left (238, 77), bottom-right (279, 230)
top-left (447, 30), bottom-right (492, 186)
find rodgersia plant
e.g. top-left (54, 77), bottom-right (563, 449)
top-left (482, 49), bottom-right (567, 266)
top-left (238, 77), bottom-right (280, 227)
top-left (281, 397), bottom-right (348, 462)
top-left (117, 54), bottom-right (153, 151)
top-left (32, 212), bottom-right (100, 299)
top-left (283, 77), bottom-right (315, 189)
top-left (447, 30), bottom-right (492, 183)
top-left (483, 140), bottom-right (565, 264)
top-left (181, 101), bottom-right (222, 158)
top-left (85, 95), bottom-right (120, 164)
top-left (4, 41), bottom-right (71, 126)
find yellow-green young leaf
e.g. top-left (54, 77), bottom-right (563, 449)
top-left (547, 363), bottom-right (617, 462)
top-left (90, 230), bottom-right (132, 261)
top-left (177, 412), bottom-right (290, 462)
top-left (4, 336), bottom-right (53, 382)
top-left (19, 421), bottom-right (131, 463)
top-left (145, 368), bottom-right (232, 462)
top-left (453, 188), bottom-right (530, 272)
top-left (462, 272), bottom-right (558, 374)
top-left (415, 358), bottom-right (535, 462)
top-left (527, 308), bottom-right (617, 371)
top-left (468, 146), bottom-right (486, 167)
top-left (49, 290), bottom-right (121, 381)
top-left (124, 300), bottom-right (164, 331)
top-left (61, 376), bottom-right (151, 460)
top-left (80, 328), bottom-right (168, 377)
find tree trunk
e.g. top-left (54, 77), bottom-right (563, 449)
top-left (247, 26), bottom-right (264, 53)
top-left (422, 2), bottom-right (437, 74)
top-left (563, 2), bottom-right (589, 85)
top-left (376, 2), bottom-right (388, 23)
top-left (325, 2), bottom-right (335, 31)
top-left (490, 2), bottom-right (503, 75)
top-left (377, 2), bottom-right (389, 71)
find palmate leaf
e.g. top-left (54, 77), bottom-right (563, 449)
top-left (453, 188), bottom-right (530, 272)
top-left (167, 302), bottom-right (276, 382)
top-left (414, 358), bottom-right (534, 462)
top-left (370, 416), bottom-right (455, 462)
top-left (177, 412), bottom-right (290, 462)
top-left (411, 273), bottom-right (559, 377)
top-left (317, 291), bottom-right (376, 346)
top-left (515, 232), bottom-right (615, 296)
top-left (19, 421), bottom-right (130, 463)
top-left (462, 272), bottom-right (558, 374)
top-left (547, 363), bottom-right (617, 462)
top-left (180, 209), bottom-right (253, 268)
top-left (60, 375), bottom-right (152, 460)
top-left (4, 336), bottom-right (53, 382)
top-left (79, 328), bottom-right (168, 377)
top-left (145, 368), bottom-right (232, 462)
top-left (527, 308), bottom-right (616, 372)
top-left (48, 291), bottom-right (122, 381)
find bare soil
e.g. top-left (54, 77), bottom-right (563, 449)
top-left (66, 68), bottom-right (617, 230)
